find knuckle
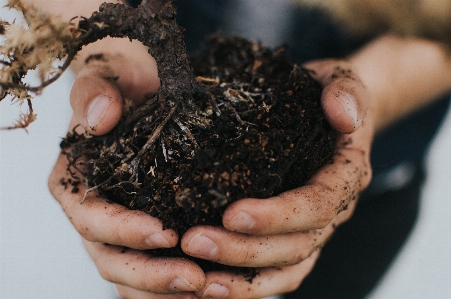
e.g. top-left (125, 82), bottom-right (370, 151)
top-left (281, 260), bottom-right (317, 293)
top-left (115, 285), bottom-right (130, 299)
top-left (341, 213), bottom-right (353, 226)
top-left (284, 277), bottom-right (304, 293)
top-left (96, 263), bottom-right (114, 283)
top-left (289, 251), bottom-right (308, 265)
top-left (78, 227), bottom-right (96, 242)
top-left (339, 208), bottom-right (354, 222)
top-left (305, 185), bottom-right (339, 229)
top-left (360, 165), bottom-right (373, 190)
top-left (313, 206), bottom-right (336, 229)
top-left (47, 170), bottom-right (58, 196)
top-left (72, 219), bottom-right (97, 242)
top-left (313, 217), bottom-right (332, 230)
top-left (236, 245), bottom-right (254, 265)
top-left (288, 239), bottom-right (319, 266)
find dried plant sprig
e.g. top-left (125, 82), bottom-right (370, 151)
top-left (0, 0), bottom-right (85, 130)
top-left (0, 98), bottom-right (36, 130)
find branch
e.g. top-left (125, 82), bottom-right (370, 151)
top-left (78, 2), bottom-right (195, 102)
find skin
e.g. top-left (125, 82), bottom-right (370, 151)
top-left (25, 0), bottom-right (451, 298)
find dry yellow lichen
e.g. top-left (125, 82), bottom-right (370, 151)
top-left (0, 0), bottom-right (83, 129)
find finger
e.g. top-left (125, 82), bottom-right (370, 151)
top-left (70, 69), bottom-right (123, 135)
top-left (182, 217), bottom-right (339, 267)
top-left (304, 59), bottom-right (369, 133)
top-left (196, 251), bottom-right (320, 299)
top-left (48, 152), bottom-right (178, 250)
top-left (84, 240), bottom-right (205, 294)
top-left (321, 76), bottom-right (368, 133)
top-left (116, 284), bottom-right (199, 299)
top-left (223, 133), bottom-right (372, 235)
top-left (70, 44), bottom-right (159, 135)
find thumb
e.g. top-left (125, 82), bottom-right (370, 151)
top-left (70, 69), bottom-right (123, 136)
top-left (69, 40), bottom-right (160, 136)
top-left (304, 59), bottom-right (368, 134)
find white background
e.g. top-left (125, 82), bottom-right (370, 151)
top-left (1, 4), bottom-right (451, 299)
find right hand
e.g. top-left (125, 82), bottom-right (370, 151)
top-left (179, 59), bottom-right (373, 299)
top-left (48, 38), bottom-right (205, 298)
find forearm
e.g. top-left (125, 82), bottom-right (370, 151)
top-left (349, 35), bottom-right (451, 132)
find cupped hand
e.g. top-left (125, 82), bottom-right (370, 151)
top-left (49, 146), bottom-right (205, 296)
top-left (48, 38), bottom-right (206, 297)
top-left (179, 59), bottom-right (374, 299)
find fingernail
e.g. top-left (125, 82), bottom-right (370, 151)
top-left (202, 283), bottom-right (229, 298)
top-left (146, 232), bottom-right (171, 248)
top-left (87, 94), bottom-right (112, 129)
top-left (336, 92), bottom-right (359, 128)
top-left (170, 276), bottom-right (199, 292)
top-left (228, 211), bottom-right (255, 232)
top-left (186, 233), bottom-right (217, 259)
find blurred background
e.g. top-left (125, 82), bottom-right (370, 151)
top-left (1, 2), bottom-right (451, 299)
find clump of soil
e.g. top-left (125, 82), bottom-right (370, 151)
top-left (58, 2), bottom-right (336, 275)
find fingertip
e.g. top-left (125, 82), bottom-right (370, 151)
top-left (303, 59), bottom-right (369, 134)
top-left (183, 261), bottom-right (207, 291)
top-left (70, 75), bottom-right (123, 135)
top-left (145, 231), bottom-right (177, 249)
top-left (224, 210), bottom-right (256, 233)
top-left (322, 83), bottom-right (364, 134)
top-left (222, 198), bottom-right (267, 234)
top-left (322, 91), bottom-right (359, 134)
top-left (169, 259), bottom-right (207, 292)
top-left (86, 93), bottom-right (123, 135)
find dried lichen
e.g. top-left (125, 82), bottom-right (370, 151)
top-left (0, 0), bottom-right (84, 129)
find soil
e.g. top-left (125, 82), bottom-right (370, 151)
top-left (59, 2), bottom-right (337, 276)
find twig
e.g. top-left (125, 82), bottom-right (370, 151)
top-left (80, 179), bottom-right (110, 204)
top-left (196, 76), bottom-right (220, 84)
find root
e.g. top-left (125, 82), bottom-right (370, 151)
top-left (80, 180), bottom-right (108, 204)
top-left (208, 92), bottom-right (222, 117)
top-left (118, 95), bottom-right (160, 135)
top-left (129, 104), bottom-right (178, 182)
top-left (196, 76), bottom-right (219, 84)
top-left (173, 116), bottom-right (200, 149)
top-left (223, 101), bottom-right (257, 128)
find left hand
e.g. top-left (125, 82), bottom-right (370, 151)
top-left (180, 59), bottom-right (374, 298)
top-left (47, 38), bottom-right (207, 298)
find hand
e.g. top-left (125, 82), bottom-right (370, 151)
top-left (48, 38), bottom-right (206, 298)
top-left (179, 59), bottom-right (374, 298)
